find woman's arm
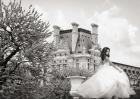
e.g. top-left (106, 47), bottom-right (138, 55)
top-left (109, 61), bottom-right (122, 73)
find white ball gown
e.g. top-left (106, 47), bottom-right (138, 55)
top-left (77, 62), bottom-right (136, 99)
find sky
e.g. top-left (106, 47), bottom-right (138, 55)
top-left (4, 0), bottom-right (140, 67)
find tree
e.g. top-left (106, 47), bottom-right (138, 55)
top-left (0, 0), bottom-right (53, 98)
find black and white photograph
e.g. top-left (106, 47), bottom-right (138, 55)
top-left (0, 0), bottom-right (140, 99)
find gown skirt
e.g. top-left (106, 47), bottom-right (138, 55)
top-left (77, 62), bottom-right (136, 99)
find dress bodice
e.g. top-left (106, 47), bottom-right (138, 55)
top-left (102, 62), bottom-right (110, 66)
top-left (98, 62), bottom-right (110, 70)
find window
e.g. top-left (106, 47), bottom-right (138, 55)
top-left (124, 69), bottom-right (126, 72)
top-left (128, 70), bottom-right (131, 73)
top-left (132, 71), bottom-right (135, 74)
top-left (76, 59), bottom-right (79, 62)
top-left (58, 65), bottom-right (60, 71)
top-left (88, 63), bottom-right (90, 69)
top-left (76, 63), bottom-right (79, 69)
top-left (63, 64), bottom-right (67, 68)
top-left (87, 59), bottom-right (90, 69)
top-left (78, 51), bottom-right (81, 53)
top-left (136, 71), bottom-right (139, 74)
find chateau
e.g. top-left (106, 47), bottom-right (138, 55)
top-left (52, 22), bottom-right (140, 89)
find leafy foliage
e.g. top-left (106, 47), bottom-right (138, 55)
top-left (47, 66), bottom-right (93, 99)
top-left (0, 0), bottom-right (54, 99)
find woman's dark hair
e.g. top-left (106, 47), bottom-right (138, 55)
top-left (100, 47), bottom-right (110, 61)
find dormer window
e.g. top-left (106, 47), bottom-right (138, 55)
top-left (136, 71), bottom-right (139, 74)
top-left (78, 51), bottom-right (81, 53)
top-left (132, 71), bottom-right (135, 74)
top-left (124, 69), bottom-right (126, 72)
top-left (128, 70), bottom-right (131, 73)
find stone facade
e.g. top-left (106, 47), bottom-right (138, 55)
top-left (52, 22), bottom-right (140, 89)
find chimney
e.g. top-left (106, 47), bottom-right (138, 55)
top-left (53, 25), bottom-right (60, 45)
top-left (53, 25), bottom-right (60, 36)
top-left (91, 23), bottom-right (98, 45)
top-left (71, 22), bottom-right (79, 33)
top-left (71, 22), bottom-right (79, 53)
top-left (91, 23), bottom-right (98, 34)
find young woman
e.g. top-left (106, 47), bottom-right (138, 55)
top-left (76, 47), bottom-right (135, 99)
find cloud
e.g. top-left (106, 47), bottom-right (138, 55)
top-left (130, 46), bottom-right (140, 53)
top-left (87, 5), bottom-right (140, 66)
top-left (128, 24), bottom-right (138, 45)
top-left (53, 10), bottom-right (68, 29)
